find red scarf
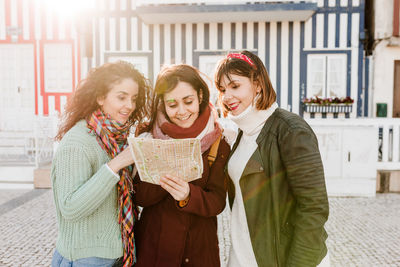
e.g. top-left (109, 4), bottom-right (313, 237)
top-left (86, 109), bottom-right (137, 267)
top-left (152, 104), bottom-right (222, 153)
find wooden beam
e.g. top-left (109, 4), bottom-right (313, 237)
top-left (394, 0), bottom-right (400, 36)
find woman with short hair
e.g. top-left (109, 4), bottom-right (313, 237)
top-left (134, 64), bottom-right (230, 267)
top-left (215, 51), bottom-right (329, 267)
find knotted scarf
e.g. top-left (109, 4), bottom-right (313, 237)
top-left (86, 108), bottom-right (137, 267)
top-left (152, 104), bottom-right (222, 153)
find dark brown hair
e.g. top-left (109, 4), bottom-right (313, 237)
top-left (145, 64), bottom-right (210, 132)
top-left (214, 50), bottom-right (276, 117)
top-left (55, 61), bottom-right (151, 140)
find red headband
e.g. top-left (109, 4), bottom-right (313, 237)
top-left (226, 53), bottom-right (255, 67)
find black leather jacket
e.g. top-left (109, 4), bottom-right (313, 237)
top-left (227, 108), bottom-right (329, 267)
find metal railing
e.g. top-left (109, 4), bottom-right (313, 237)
top-left (0, 115), bottom-right (57, 167)
top-left (2, 116), bottom-right (399, 172)
top-left (32, 115), bottom-right (58, 167)
top-left (306, 118), bottom-right (400, 171)
top-left (376, 119), bottom-right (400, 170)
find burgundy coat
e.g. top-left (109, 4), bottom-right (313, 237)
top-left (134, 139), bottom-right (230, 267)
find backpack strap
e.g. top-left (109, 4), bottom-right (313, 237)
top-left (207, 133), bottom-right (222, 167)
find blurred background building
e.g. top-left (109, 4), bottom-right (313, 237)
top-left (0, 0), bottom-right (399, 196)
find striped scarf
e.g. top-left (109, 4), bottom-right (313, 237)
top-left (86, 109), bottom-right (137, 267)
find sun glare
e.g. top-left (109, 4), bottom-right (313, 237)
top-left (41, 0), bottom-right (96, 19)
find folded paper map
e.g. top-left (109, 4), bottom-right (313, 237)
top-left (128, 137), bottom-right (203, 185)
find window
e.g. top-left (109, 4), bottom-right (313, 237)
top-left (107, 55), bottom-right (149, 78)
top-left (44, 43), bottom-right (73, 93)
top-left (199, 55), bottom-right (224, 106)
top-left (307, 54), bottom-right (347, 98)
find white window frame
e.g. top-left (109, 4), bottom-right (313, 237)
top-left (106, 55), bottom-right (149, 78)
top-left (199, 55), bottom-right (224, 106)
top-left (44, 43), bottom-right (73, 93)
top-left (307, 53), bottom-right (347, 98)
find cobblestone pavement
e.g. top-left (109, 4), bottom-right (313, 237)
top-left (0, 189), bottom-right (399, 267)
top-left (0, 190), bottom-right (29, 206)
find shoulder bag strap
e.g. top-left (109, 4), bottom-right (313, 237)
top-left (207, 133), bottom-right (222, 167)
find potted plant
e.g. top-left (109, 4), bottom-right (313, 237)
top-left (302, 96), bottom-right (354, 113)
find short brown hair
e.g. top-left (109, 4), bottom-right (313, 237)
top-left (214, 50), bottom-right (276, 117)
top-left (146, 64), bottom-right (210, 131)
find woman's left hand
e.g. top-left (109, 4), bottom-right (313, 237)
top-left (159, 175), bottom-right (190, 201)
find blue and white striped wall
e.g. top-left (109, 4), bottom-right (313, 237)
top-left (302, 0), bottom-right (366, 118)
top-left (85, 0), bottom-right (367, 117)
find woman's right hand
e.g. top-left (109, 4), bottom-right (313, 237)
top-left (159, 175), bottom-right (190, 201)
top-left (107, 147), bottom-right (134, 173)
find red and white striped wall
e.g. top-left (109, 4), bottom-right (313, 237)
top-left (0, 0), bottom-right (80, 117)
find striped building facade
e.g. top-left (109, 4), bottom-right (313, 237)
top-left (84, 0), bottom-right (367, 119)
top-left (0, 0), bottom-right (80, 131)
top-left (0, 0), bottom-right (368, 132)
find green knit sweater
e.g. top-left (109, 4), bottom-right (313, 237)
top-left (51, 120), bottom-right (123, 260)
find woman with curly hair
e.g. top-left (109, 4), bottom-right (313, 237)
top-left (51, 61), bottom-right (151, 267)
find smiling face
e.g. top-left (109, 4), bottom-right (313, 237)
top-left (97, 78), bottom-right (139, 124)
top-left (163, 81), bottom-right (201, 128)
top-left (219, 74), bottom-right (260, 116)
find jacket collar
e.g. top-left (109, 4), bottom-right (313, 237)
top-left (256, 108), bottom-right (280, 145)
top-left (226, 128), bottom-right (264, 179)
top-left (225, 108), bottom-right (280, 177)
top-left (225, 130), bottom-right (243, 174)
top-left (226, 108), bottom-right (282, 211)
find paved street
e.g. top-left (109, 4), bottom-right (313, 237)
top-left (0, 189), bottom-right (399, 267)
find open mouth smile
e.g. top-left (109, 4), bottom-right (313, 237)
top-left (228, 102), bottom-right (239, 111)
top-left (177, 114), bottom-right (191, 121)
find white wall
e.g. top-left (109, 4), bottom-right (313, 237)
top-left (374, 0), bottom-right (394, 39)
top-left (307, 120), bottom-right (378, 197)
top-left (372, 40), bottom-right (400, 117)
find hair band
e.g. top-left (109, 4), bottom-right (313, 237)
top-left (226, 53), bottom-right (255, 67)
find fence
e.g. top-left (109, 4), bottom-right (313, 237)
top-left (376, 119), bottom-right (400, 171)
top-left (0, 115), bottom-right (58, 168)
top-left (32, 115), bottom-right (58, 168)
top-left (307, 118), bottom-right (400, 171)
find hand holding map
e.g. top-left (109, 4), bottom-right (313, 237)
top-left (128, 137), bottom-right (203, 185)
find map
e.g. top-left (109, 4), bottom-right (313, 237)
top-left (128, 137), bottom-right (203, 185)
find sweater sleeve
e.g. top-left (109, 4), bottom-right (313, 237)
top-left (178, 139), bottom-right (230, 217)
top-left (279, 126), bottom-right (329, 266)
top-left (52, 146), bottom-right (119, 221)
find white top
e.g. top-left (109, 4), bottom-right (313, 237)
top-left (227, 102), bottom-right (278, 267)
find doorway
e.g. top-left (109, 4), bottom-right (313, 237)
top-left (0, 44), bottom-right (35, 131)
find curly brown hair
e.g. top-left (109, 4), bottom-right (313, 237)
top-left (214, 50), bottom-right (276, 117)
top-left (55, 61), bottom-right (151, 140)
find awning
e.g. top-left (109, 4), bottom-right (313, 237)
top-left (135, 3), bottom-right (317, 24)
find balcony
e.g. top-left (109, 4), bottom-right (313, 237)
top-left (304, 103), bottom-right (353, 114)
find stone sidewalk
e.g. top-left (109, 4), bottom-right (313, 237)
top-left (0, 189), bottom-right (399, 267)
